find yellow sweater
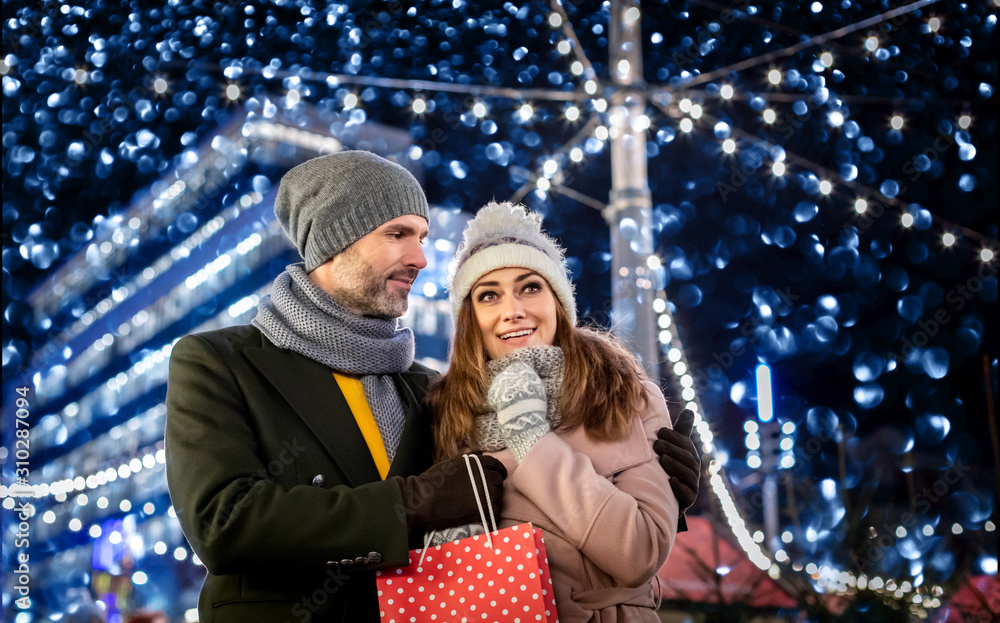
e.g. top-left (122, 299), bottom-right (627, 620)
top-left (333, 373), bottom-right (390, 479)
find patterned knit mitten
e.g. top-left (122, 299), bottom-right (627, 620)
top-left (487, 361), bottom-right (551, 462)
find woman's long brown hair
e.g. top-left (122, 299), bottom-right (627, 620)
top-left (426, 296), bottom-right (651, 462)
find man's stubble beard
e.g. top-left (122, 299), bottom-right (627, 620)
top-left (330, 248), bottom-right (411, 319)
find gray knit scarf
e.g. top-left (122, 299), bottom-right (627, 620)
top-left (252, 263), bottom-right (414, 462)
top-left (475, 345), bottom-right (566, 451)
top-left (427, 345), bottom-right (566, 547)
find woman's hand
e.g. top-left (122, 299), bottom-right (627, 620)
top-left (487, 361), bottom-right (551, 462)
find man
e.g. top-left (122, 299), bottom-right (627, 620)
top-left (165, 151), bottom-right (700, 622)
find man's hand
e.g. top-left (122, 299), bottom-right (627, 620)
top-left (398, 453), bottom-right (507, 530)
top-left (654, 409), bottom-right (701, 531)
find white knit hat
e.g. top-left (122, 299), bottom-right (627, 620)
top-left (449, 202), bottom-right (577, 325)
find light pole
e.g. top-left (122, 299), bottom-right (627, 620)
top-left (606, 0), bottom-right (660, 379)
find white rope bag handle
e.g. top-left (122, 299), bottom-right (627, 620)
top-left (418, 453), bottom-right (499, 569)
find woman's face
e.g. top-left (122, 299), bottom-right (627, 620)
top-left (470, 267), bottom-right (558, 360)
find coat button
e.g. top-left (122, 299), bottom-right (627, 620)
top-left (311, 474), bottom-right (325, 487)
top-left (354, 556), bottom-right (369, 565)
top-left (339, 558), bottom-right (355, 567)
top-left (367, 551), bottom-right (382, 564)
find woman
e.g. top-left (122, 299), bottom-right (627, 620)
top-left (426, 201), bottom-right (678, 622)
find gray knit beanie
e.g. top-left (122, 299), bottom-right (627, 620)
top-left (449, 201), bottom-right (577, 326)
top-left (274, 151), bottom-right (430, 271)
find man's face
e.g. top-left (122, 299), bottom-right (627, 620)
top-left (314, 214), bottom-right (429, 319)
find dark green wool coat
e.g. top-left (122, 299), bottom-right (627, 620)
top-left (165, 325), bottom-right (436, 623)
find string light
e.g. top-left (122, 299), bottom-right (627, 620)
top-left (763, 109), bottom-right (777, 124)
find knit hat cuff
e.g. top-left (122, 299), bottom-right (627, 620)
top-left (450, 243), bottom-right (577, 326)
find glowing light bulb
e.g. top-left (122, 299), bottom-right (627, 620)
top-left (679, 118), bottom-right (693, 133)
top-left (820, 180), bottom-right (833, 195)
top-left (942, 233), bottom-right (956, 247)
top-left (565, 105), bottom-right (579, 121)
top-left (722, 139), bottom-right (736, 154)
top-left (820, 52), bottom-right (834, 67)
top-left (226, 84), bottom-right (240, 101)
top-left (958, 114), bottom-right (971, 129)
top-left (772, 162), bottom-right (785, 176)
top-left (865, 36), bottom-right (879, 52)
top-left (901, 213), bottom-right (914, 228)
top-left (763, 109), bottom-right (777, 124)
top-left (720, 84), bottom-right (734, 99)
top-left (473, 102), bottom-right (487, 118)
top-left (768, 69), bottom-right (782, 85)
top-left (412, 98), bottom-right (427, 114)
top-left (981, 248), bottom-right (994, 262)
top-left (519, 103), bottom-right (534, 121)
top-left (855, 198), bottom-right (868, 213)
top-left (928, 17), bottom-right (941, 32)
top-left (343, 93), bottom-right (358, 109)
top-left (891, 115), bottom-right (904, 130)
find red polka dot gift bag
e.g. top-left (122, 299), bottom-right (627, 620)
top-left (376, 455), bottom-right (559, 623)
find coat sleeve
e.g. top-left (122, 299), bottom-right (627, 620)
top-left (164, 334), bottom-right (411, 575)
top-left (508, 382), bottom-right (678, 586)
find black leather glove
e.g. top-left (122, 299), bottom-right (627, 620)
top-left (654, 408), bottom-right (701, 532)
top-left (398, 453), bottom-right (507, 530)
